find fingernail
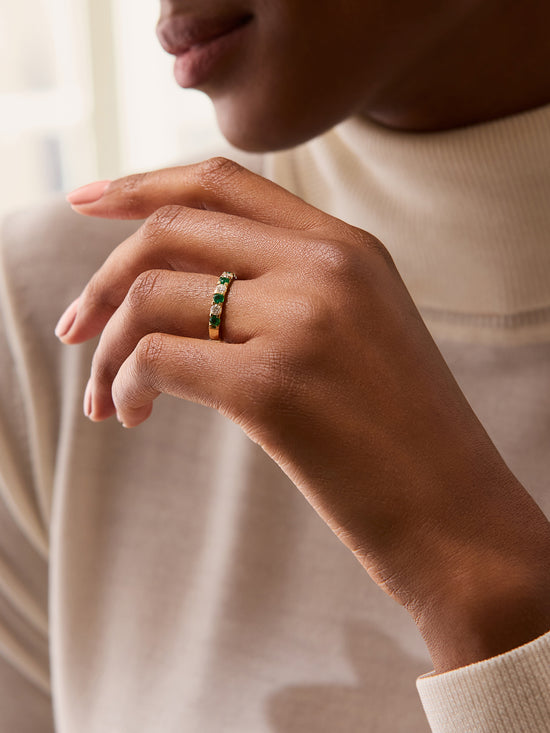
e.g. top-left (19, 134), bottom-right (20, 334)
top-left (116, 411), bottom-right (128, 428)
top-left (55, 297), bottom-right (80, 339)
top-left (84, 379), bottom-right (93, 418)
top-left (66, 180), bottom-right (111, 206)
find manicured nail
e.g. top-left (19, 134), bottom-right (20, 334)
top-left (66, 180), bottom-right (111, 206)
top-left (116, 411), bottom-right (128, 428)
top-left (84, 379), bottom-right (93, 418)
top-left (55, 297), bottom-right (80, 339)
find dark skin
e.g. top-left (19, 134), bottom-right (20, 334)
top-left (158, 0), bottom-right (550, 150)
top-left (59, 1), bottom-right (550, 677)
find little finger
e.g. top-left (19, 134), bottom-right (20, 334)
top-left (111, 335), bottom-right (255, 429)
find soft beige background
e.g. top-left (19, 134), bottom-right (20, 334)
top-left (0, 0), bottom-right (224, 220)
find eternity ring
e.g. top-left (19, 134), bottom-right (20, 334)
top-left (208, 271), bottom-right (237, 340)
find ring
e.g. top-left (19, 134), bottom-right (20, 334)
top-left (209, 271), bottom-right (237, 340)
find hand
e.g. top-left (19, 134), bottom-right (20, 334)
top-left (58, 158), bottom-right (550, 671)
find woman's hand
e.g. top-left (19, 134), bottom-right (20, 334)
top-left (58, 158), bottom-right (550, 672)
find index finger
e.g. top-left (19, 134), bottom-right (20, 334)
top-left (67, 156), bottom-right (333, 231)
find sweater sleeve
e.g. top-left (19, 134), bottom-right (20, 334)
top-left (416, 628), bottom-right (550, 732)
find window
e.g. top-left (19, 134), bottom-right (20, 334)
top-left (0, 0), bottom-right (223, 221)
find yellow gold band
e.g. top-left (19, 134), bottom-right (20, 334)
top-left (208, 271), bottom-right (237, 340)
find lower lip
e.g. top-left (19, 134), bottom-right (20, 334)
top-left (173, 18), bottom-right (252, 88)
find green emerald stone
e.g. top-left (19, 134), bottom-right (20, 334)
top-left (209, 315), bottom-right (221, 327)
top-left (219, 276), bottom-right (230, 284)
top-left (213, 293), bottom-right (225, 303)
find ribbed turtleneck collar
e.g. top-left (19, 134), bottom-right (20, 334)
top-left (265, 103), bottom-right (550, 343)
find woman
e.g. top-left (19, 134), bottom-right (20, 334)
top-left (1, 1), bottom-right (549, 731)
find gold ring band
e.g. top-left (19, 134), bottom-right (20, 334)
top-left (209, 271), bottom-right (237, 340)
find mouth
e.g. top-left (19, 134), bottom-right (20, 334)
top-left (156, 12), bottom-right (254, 57)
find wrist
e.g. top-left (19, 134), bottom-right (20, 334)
top-left (371, 470), bottom-right (550, 674)
top-left (413, 553), bottom-right (550, 674)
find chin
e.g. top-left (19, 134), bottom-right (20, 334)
top-left (212, 95), bottom-right (343, 153)
top-left (213, 107), bottom-right (303, 153)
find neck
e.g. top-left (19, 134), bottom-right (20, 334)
top-left (363, 1), bottom-right (550, 132)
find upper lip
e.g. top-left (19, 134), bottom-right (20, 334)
top-left (156, 12), bottom-right (253, 55)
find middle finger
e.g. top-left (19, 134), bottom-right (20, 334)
top-left (62, 206), bottom-right (292, 345)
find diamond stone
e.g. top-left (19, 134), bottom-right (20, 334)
top-left (210, 304), bottom-right (222, 316)
top-left (215, 284), bottom-right (227, 294)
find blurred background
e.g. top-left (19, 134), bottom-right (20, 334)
top-left (0, 0), bottom-right (225, 220)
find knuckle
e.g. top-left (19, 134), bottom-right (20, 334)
top-left (116, 172), bottom-right (149, 210)
top-left (288, 294), bottom-right (333, 360)
top-left (111, 371), bottom-right (130, 410)
top-left (357, 230), bottom-right (396, 269)
top-left (141, 204), bottom-right (183, 242)
top-left (305, 234), bottom-right (395, 299)
top-left (90, 347), bottom-right (113, 387)
top-left (134, 332), bottom-right (166, 375)
top-left (126, 269), bottom-right (165, 310)
top-left (197, 156), bottom-right (243, 186)
top-left (287, 292), bottom-right (324, 328)
top-left (307, 238), bottom-right (358, 282)
top-left (119, 172), bottom-right (148, 192)
top-left (309, 232), bottom-right (395, 281)
top-left (84, 273), bottom-right (118, 313)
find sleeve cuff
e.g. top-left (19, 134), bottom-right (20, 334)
top-left (416, 629), bottom-right (550, 732)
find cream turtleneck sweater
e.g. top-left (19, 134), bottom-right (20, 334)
top-left (266, 101), bottom-right (550, 345)
top-left (0, 103), bottom-right (549, 733)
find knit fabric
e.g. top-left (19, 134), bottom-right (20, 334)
top-left (0, 104), bottom-right (549, 732)
top-left (417, 630), bottom-right (550, 731)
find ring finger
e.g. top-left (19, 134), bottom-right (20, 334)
top-left (87, 269), bottom-right (260, 420)
top-left (60, 207), bottom-right (291, 345)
